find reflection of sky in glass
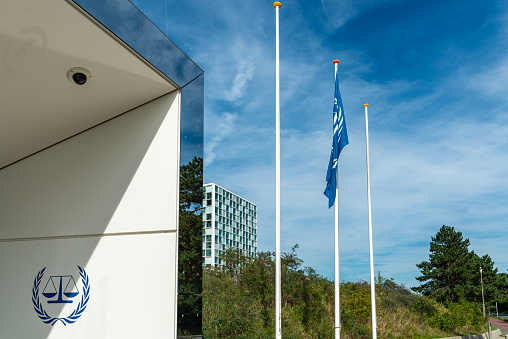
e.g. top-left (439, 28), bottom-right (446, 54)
top-left (181, 74), bottom-right (204, 166)
top-left (72, 0), bottom-right (203, 88)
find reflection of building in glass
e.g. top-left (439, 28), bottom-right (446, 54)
top-left (202, 183), bottom-right (257, 266)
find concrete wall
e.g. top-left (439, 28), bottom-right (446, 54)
top-left (0, 90), bottom-right (180, 338)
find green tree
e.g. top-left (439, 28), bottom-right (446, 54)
top-left (178, 157), bottom-right (203, 334)
top-left (455, 252), bottom-right (498, 306)
top-left (203, 246), bottom-right (336, 338)
top-left (495, 273), bottom-right (508, 312)
top-left (180, 156), bottom-right (204, 213)
top-left (219, 247), bottom-right (250, 279)
top-left (412, 225), bottom-right (472, 302)
top-left (413, 225), bottom-right (508, 310)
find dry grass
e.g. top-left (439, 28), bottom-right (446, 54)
top-left (377, 306), bottom-right (445, 338)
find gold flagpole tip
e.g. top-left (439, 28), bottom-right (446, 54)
top-left (274, 2), bottom-right (281, 8)
top-left (333, 60), bottom-right (340, 64)
top-left (363, 104), bottom-right (369, 107)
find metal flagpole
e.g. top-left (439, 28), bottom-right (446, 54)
top-left (274, 2), bottom-right (282, 339)
top-left (333, 60), bottom-right (341, 339)
top-left (480, 267), bottom-right (485, 318)
top-left (364, 104), bottom-right (377, 339)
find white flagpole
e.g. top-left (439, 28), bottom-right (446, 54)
top-left (274, 2), bottom-right (282, 339)
top-left (333, 60), bottom-right (341, 339)
top-left (364, 103), bottom-right (377, 339)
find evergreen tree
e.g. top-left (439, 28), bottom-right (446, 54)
top-left (495, 273), bottom-right (508, 312)
top-left (412, 225), bottom-right (471, 302)
top-left (179, 156), bottom-right (203, 213)
top-left (456, 252), bottom-right (498, 305)
top-left (177, 157), bottom-right (203, 334)
top-left (413, 225), bottom-right (508, 309)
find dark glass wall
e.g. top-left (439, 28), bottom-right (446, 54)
top-left (180, 74), bottom-right (204, 166)
top-left (72, 0), bottom-right (202, 88)
top-left (178, 75), bottom-right (204, 335)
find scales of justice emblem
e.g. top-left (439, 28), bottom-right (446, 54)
top-left (43, 275), bottom-right (79, 303)
top-left (32, 266), bottom-right (90, 326)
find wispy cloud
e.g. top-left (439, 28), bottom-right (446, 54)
top-left (467, 58), bottom-right (508, 99)
top-left (135, 0), bottom-right (508, 287)
top-left (204, 112), bottom-right (238, 167)
top-left (319, 0), bottom-right (394, 31)
top-left (225, 60), bottom-right (255, 103)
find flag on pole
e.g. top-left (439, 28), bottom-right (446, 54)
top-left (324, 63), bottom-right (349, 208)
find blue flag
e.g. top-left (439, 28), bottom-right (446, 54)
top-left (324, 66), bottom-right (349, 208)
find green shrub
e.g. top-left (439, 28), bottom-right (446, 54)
top-left (202, 250), bottom-right (488, 338)
top-left (427, 301), bottom-right (485, 334)
top-left (411, 299), bottom-right (438, 318)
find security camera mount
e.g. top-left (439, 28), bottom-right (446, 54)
top-left (67, 67), bottom-right (92, 85)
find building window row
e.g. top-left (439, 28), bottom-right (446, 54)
top-left (202, 184), bottom-right (258, 266)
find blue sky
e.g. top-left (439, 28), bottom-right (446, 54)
top-left (132, 0), bottom-right (508, 288)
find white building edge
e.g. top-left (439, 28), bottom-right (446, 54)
top-left (0, 0), bottom-right (203, 337)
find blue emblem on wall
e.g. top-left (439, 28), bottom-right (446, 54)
top-left (32, 266), bottom-right (90, 326)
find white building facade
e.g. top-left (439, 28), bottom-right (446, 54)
top-left (203, 184), bottom-right (257, 266)
top-left (0, 0), bottom-right (203, 337)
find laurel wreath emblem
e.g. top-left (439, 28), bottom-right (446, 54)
top-left (32, 266), bottom-right (91, 326)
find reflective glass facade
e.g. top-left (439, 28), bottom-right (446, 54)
top-left (72, 0), bottom-right (203, 88)
top-left (203, 183), bottom-right (257, 266)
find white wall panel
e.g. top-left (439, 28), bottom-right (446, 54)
top-left (0, 90), bottom-right (181, 337)
top-left (0, 232), bottom-right (177, 338)
top-left (0, 90), bottom-right (180, 239)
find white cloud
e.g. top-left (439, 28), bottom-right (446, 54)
top-left (320, 0), bottom-right (394, 31)
top-left (225, 60), bottom-right (255, 103)
top-left (137, 0), bottom-right (508, 287)
top-left (467, 58), bottom-right (508, 99)
top-left (204, 112), bottom-right (238, 167)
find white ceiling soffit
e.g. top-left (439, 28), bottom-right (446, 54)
top-left (0, 0), bottom-right (177, 169)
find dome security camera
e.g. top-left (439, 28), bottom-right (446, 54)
top-left (67, 67), bottom-right (91, 85)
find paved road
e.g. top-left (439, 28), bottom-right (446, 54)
top-left (489, 317), bottom-right (508, 335)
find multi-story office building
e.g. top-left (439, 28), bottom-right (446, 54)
top-left (203, 183), bottom-right (257, 266)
